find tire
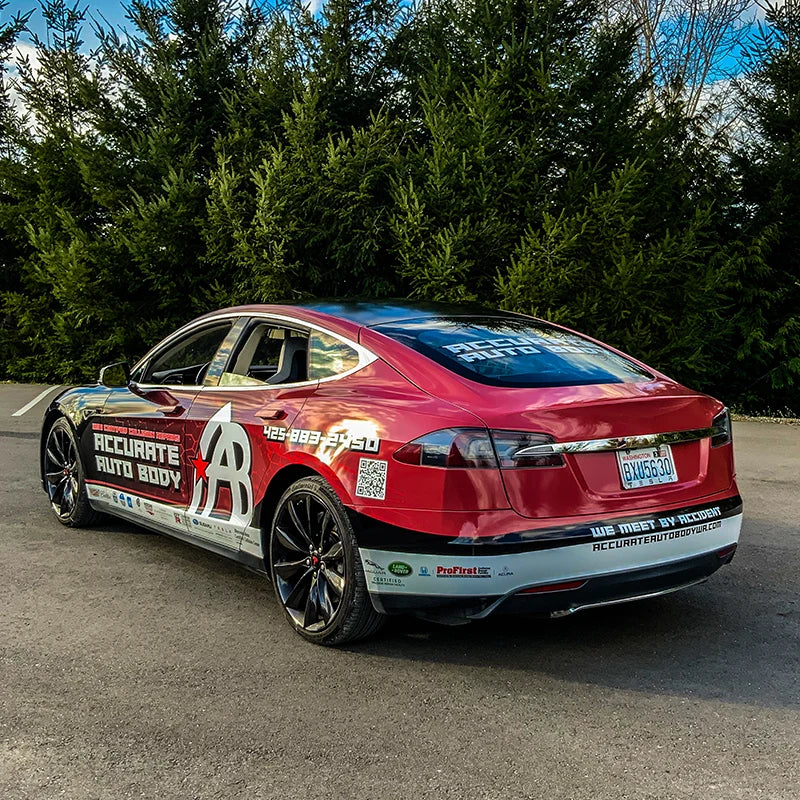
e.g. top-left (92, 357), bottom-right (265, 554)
top-left (43, 417), bottom-right (101, 527)
top-left (268, 476), bottom-right (385, 645)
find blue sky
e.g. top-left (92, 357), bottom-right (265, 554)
top-left (5, 1), bottom-right (130, 44)
top-left (1, 0), bottom-right (779, 72)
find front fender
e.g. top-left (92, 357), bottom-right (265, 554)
top-left (39, 385), bottom-right (110, 491)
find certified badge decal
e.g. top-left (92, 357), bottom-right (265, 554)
top-left (188, 403), bottom-right (253, 527)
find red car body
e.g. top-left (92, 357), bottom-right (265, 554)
top-left (41, 303), bottom-right (742, 636)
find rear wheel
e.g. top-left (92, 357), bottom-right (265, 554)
top-left (43, 417), bottom-right (100, 527)
top-left (268, 476), bottom-right (384, 645)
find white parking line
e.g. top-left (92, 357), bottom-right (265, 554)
top-left (11, 386), bottom-right (62, 417)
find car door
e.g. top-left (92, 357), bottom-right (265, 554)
top-left (82, 318), bottom-right (242, 535)
top-left (183, 317), bottom-right (319, 554)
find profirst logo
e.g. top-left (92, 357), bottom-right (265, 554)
top-left (435, 565), bottom-right (492, 578)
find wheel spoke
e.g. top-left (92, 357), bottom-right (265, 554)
top-left (322, 540), bottom-right (343, 561)
top-left (50, 433), bottom-right (65, 463)
top-left (274, 524), bottom-right (307, 555)
top-left (284, 568), bottom-right (313, 609)
top-left (57, 429), bottom-right (70, 462)
top-left (45, 469), bottom-right (64, 481)
top-left (318, 575), bottom-right (335, 621)
top-left (302, 573), bottom-right (320, 628)
top-left (305, 494), bottom-right (313, 535)
top-left (59, 480), bottom-right (73, 513)
top-left (287, 499), bottom-right (312, 547)
top-left (46, 445), bottom-right (62, 466)
top-left (273, 557), bottom-right (308, 580)
top-left (321, 567), bottom-right (344, 597)
top-left (49, 477), bottom-right (66, 503)
top-left (318, 510), bottom-right (332, 549)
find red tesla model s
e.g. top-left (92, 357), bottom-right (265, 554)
top-left (40, 303), bottom-right (741, 644)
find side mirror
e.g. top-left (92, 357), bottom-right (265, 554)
top-left (99, 361), bottom-right (131, 388)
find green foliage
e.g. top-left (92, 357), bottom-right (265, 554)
top-left (732, 2), bottom-right (800, 409)
top-left (0, 0), bottom-right (797, 413)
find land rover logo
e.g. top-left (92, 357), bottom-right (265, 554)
top-left (388, 561), bottom-right (413, 577)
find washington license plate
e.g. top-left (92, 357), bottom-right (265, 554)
top-left (616, 445), bottom-right (678, 489)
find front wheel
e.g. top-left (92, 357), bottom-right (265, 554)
top-left (43, 416), bottom-right (101, 527)
top-left (268, 476), bottom-right (384, 645)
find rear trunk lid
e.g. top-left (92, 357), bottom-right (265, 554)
top-left (464, 380), bottom-right (732, 519)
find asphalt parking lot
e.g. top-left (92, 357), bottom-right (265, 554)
top-left (0, 384), bottom-right (798, 799)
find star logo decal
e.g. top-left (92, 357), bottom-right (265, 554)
top-left (191, 451), bottom-right (210, 482)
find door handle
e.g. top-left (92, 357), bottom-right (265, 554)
top-left (257, 407), bottom-right (288, 421)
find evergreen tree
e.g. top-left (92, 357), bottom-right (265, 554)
top-left (2, 0), bottom-right (252, 379)
top-left (733, 2), bottom-right (800, 410)
top-left (0, 0), bottom-right (31, 376)
top-left (0, 0), bottom-right (794, 412)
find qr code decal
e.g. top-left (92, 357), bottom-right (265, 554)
top-left (355, 458), bottom-right (388, 500)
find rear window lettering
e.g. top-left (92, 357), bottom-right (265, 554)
top-left (442, 335), bottom-right (602, 362)
top-left (373, 317), bottom-right (651, 388)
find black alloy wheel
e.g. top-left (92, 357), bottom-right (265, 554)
top-left (269, 476), bottom-right (384, 645)
top-left (43, 417), bottom-right (100, 526)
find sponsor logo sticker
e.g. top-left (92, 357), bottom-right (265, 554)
top-left (435, 565), bottom-right (492, 578)
top-left (369, 575), bottom-right (405, 587)
top-left (388, 561), bottom-right (413, 577)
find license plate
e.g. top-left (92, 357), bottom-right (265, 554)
top-left (616, 445), bottom-right (678, 489)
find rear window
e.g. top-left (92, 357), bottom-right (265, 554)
top-left (373, 317), bottom-right (652, 388)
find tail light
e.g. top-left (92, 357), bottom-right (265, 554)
top-left (711, 408), bottom-right (732, 447)
top-left (393, 428), bottom-right (496, 468)
top-left (393, 428), bottom-right (564, 469)
top-left (490, 430), bottom-right (565, 468)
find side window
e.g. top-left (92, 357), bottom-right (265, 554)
top-left (141, 323), bottom-right (233, 386)
top-left (218, 323), bottom-right (309, 386)
top-left (308, 331), bottom-right (360, 380)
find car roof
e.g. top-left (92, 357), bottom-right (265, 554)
top-left (202, 300), bottom-right (520, 330)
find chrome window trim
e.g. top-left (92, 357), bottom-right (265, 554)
top-left (131, 311), bottom-right (377, 392)
top-left (512, 426), bottom-right (722, 458)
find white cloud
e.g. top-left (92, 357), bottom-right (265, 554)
top-left (751, 0), bottom-right (786, 21)
top-left (2, 42), bottom-right (40, 115)
top-left (8, 41), bottom-right (41, 74)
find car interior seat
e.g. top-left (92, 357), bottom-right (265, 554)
top-left (268, 334), bottom-right (307, 384)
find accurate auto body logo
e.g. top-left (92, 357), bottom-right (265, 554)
top-left (188, 403), bottom-right (253, 527)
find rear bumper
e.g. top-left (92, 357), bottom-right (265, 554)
top-left (356, 496), bottom-right (742, 618)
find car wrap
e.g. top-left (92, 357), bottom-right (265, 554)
top-left (41, 303), bottom-right (742, 623)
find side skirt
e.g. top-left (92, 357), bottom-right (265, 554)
top-left (87, 492), bottom-right (267, 576)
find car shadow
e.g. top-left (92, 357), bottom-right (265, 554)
top-left (90, 515), bottom-right (799, 713)
top-left (357, 578), bottom-right (799, 712)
